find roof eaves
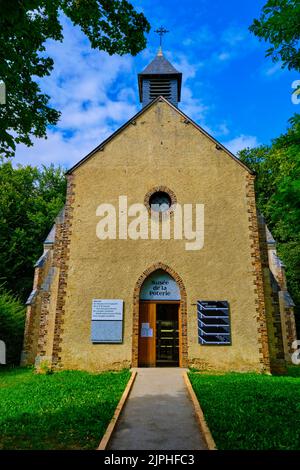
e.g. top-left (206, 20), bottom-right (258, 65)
top-left (66, 95), bottom-right (253, 175)
top-left (160, 97), bottom-right (254, 174)
top-left (65, 97), bottom-right (162, 175)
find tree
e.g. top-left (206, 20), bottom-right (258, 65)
top-left (0, 162), bottom-right (66, 300)
top-left (0, 287), bottom-right (25, 364)
top-left (249, 0), bottom-right (300, 72)
top-left (0, 0), bottom-right (150, 158)
top-left (239, 115), bottom-right (300, 331)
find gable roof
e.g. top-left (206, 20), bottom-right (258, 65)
top-left (66, 96), bottom-right (253, 175)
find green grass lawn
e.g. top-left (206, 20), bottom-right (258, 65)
top-left (0, 367), bottom-right (130, 450)
top-left (189, 366), bottom-right (300, 450)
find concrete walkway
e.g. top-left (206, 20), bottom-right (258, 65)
top-left (107, 368), bottom-right (207, 450)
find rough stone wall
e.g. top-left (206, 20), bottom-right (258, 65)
top-left (257, 215), bottom-right (285, 373)
top-left (51, 176), bottom-right (75, 367)
top-left (265, 224), bottom-right (298, 364)
top-left (21, 211), bottom-right (65, 368)
top-left (21, 251), bottom-right (52, 365)
top-left (285, 308), bottom-right (298, 356)
top-left (245, 179), bottom-right (271, 373)
top-left (278, 292), bottom-right (298, 362)
top-left (34, 267), bottom-right (60, 369)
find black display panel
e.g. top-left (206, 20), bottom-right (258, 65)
top-left (197, 300), bottom-right (231, 345)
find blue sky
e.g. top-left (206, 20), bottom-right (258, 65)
top-left (14, 0), bottom-right (300, 169)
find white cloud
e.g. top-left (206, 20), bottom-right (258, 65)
top-left (14, 20), bottom-right (210, 168)
top-left (12, 14), bottom-right (259, 170)
top-left (171, 52), bottom-right (203, 82)
top-left (218, 52), bottom-right (231, 62)
top-left (170, 52), bottom-right (207, 121)
top-left (183, 38), bottom-right (194, 47)
top-left (180, 87), bottom-right (208, 122)
top-left (183, 25), bottom-right (215, 48)
top-left (207, 25), bottom-right (257, 68)
top-left (223, 135), bottom-right (260, 155)
top-left (215, 122), bottom-right (230, 137)
top-left (14, 14), bottom-right (138, 169)
top-left (262, 62), bottom-right (284, 77)
top-left (221, 26), bottom-right (246, 46)
top-left (14, 126), bottom-right (114, 169)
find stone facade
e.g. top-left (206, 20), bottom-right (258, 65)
top-left (265, 222), bottom-right (298, 363)
top-left (22, 97), bottom-right (297, 373)
top-left (245, 174), bottom-right (270, 372)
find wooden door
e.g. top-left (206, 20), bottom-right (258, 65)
top-left (138, 302), bottom-right (156, 367)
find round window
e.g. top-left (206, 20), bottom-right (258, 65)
top-left (149, 191), bottom-right (172, 213)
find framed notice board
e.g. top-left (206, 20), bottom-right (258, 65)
top-left (197, 300), bottom-right (231, 345)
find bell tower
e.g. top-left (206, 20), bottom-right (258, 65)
top-left (138, 29), bottom-right (182, 108)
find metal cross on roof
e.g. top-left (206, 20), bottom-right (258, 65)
top-left (154, 26), bottom-right (169, 47)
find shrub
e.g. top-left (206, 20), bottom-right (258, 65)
top-left (0, 288), bottom-right (26, 365)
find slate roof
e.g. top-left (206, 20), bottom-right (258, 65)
top-left (141, 53), bottom-right (181, 75)
top-left (283, 291), bottom-right (295, 308)
top-left (44, 224), bottom-right (56, 245)
top-left (34, 250), bottom-right (49, 268)
top-left (266, 225), bottom-right (276, 245)
top-left (26, 289), bottom-right (37, 306)
top-left (43, 207), bottom-right (65, 245)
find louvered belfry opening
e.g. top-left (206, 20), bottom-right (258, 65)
top-left (138, 49), bottom-right (182, 108)
top-left (149, 78), bottom-right (172, 101)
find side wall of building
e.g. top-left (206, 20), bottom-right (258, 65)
top-left (266, 226), bottom-right (298, 364)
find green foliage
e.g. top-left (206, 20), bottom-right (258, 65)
top-left (0, 288), bottom-right (26, 364)
top-left (0, 161), bottom-right (66, 300)
top-left (239, 115), bottom-right (300, 328)
top-left (37, 360), bottom-right (53, 375)
top-left (189, 371), bottom-right (300, 450)
top-left (0, 0), bottom-right (150, 158)
top-left (286, 365), bottom-right (300, 377)
top-left (0, 367), bottom-right (130, 449)
top-left (250, 0), bottom-right (300, 72)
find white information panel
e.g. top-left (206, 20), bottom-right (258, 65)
top-left (92, 299), bottom-right (123, 321)
top-left (140, 270), bottom-right (180, 301)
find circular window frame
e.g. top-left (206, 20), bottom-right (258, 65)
top-left (144, 186), bottom-right (177, 217)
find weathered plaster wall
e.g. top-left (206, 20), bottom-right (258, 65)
top-left (55, 100), bottom-right (267, 372)
top-left (21, 250), bottom-right (53, 366)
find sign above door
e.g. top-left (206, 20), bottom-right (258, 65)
top-left (140, 269), bottom-right (181, 301)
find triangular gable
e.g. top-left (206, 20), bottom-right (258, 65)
top-left (66, 96), bottom-right (253, 175)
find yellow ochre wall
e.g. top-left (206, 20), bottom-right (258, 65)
top-left (59, 100), bottom-right (264, 372)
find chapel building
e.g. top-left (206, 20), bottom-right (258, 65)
top-left (22, 48), bottom-right (297, 373)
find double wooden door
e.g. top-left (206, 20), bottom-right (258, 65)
top-left (138, 302), bottom-right (180, 367)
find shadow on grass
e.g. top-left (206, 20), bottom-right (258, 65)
top-left (0, 368), bottom-right (130, 450)
top-left (189, 371), bottom-right (300, 450)
top-left (1, 402), bottom-right (116, 450)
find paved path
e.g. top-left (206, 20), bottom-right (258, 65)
top-left (108, 368), bottom-right (207, 450)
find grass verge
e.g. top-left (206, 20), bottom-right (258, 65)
top-left (189, 369), bottom-right (300, 450)
top-left (0, 367), bottom-right (130, 450)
